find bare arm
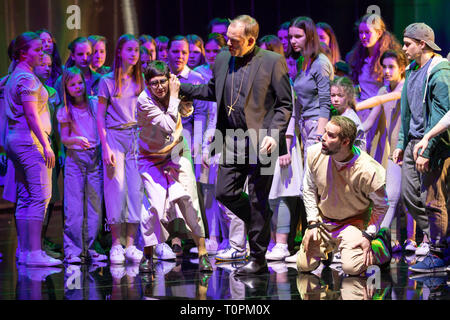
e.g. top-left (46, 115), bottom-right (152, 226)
top-left (362, 105), bottom-right (381, 133)
top-left (97, 96), bottom-right (115, 167)
top-left (60, 122), bottom-right (90, 149)
top-left (23, 100), bottom-right (55, 168)
top-left (355, 91), bottom-right (401, 111)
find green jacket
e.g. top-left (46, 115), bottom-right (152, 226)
top-left (397, 54), bottom-right (450, 167)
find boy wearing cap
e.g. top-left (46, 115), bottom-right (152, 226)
top-left (393, 22), bottom-right (450, 273)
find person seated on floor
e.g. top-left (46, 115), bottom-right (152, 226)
top-left (297, 116), bottom-right (392, 276)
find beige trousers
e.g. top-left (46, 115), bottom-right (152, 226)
top-left (297, 220), bottom-right (391, 276)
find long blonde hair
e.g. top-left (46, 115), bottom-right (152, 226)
top-left (62, 66), bottom-right (94, 121)
top-left (112, 34), bottom-right (144, 97)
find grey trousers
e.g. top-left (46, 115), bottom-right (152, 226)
top-left (401, 140), bottom-right (430, 242)
top-left (6, 135), bottom-right (52, 221)
top-left (64, 148), bottom-right (103, 257)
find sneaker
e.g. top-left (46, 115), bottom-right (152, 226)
top-left (64, 255), bottom-right (82, 264)
top-left (215, 247), bottom-right (247, 261)
top-left (189, 239), bottom-right (218, 255)
top-left (125, 246), bottom-right (143, 263)
top-left (285, 250), bottom-right (299, 263)
top-left (403, 239), bottom-right (417, 252)
top-left (109, 245), bottom-right (125, 264)
top-left (409, 254), bottom-right (447, 273)
top-left (416, 242), bottom-right (430, 256)
top-left (89, 250), bottom-right (108, 262)
top-left (26, 250), bottom-right (62, 267)
top-left (265, 243), bottom-right (290, 261)
top-left (154, 243), bottom-right (176, 260)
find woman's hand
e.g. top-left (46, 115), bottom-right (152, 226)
top-left (74, 136), bottom-right (91, 150)
top-left (102, 143), bottom-right (116, 167)
top-left (169, 73), bottom-right (180, 98)
top-left (279, 153), bottom-right (292, 168)
top-left (43, 144), bottom-right (55, 169)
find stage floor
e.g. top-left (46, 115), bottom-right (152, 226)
top-left (0, 209), bottom-right (449, 301)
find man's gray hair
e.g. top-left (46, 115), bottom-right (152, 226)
top-left (230, 15), bottom-right (259, 40)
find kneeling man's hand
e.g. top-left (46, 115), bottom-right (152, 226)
top-left (351, 237), bottom-right (374, 267)
top-left (303, 228), bottom-right (320, 257)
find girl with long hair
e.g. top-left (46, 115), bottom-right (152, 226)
top-left (356, 49), bottom-right (417, 253)
top-left (316, 22), bottom-right (342, 65)
top-left (330, 76), bottom-right (366, 150)
top-left (88, 35), bottom-right (111, 75)
top-left (186, 34), bottom-right (206, 69)
top-left (288, 16), bottom-right (334, 165)
top-left (97, 34), bottom-right (145, 265)
top-left (57, 67), bottom-right (105, 264)
top-left (139, 35), bottom-right (157, 62)
top-left (36, 29), bottom-right (63, 88)
top-left (346, 14), bottom-right (401, 148)
top-left (5, 32), bottom-right (60, 266)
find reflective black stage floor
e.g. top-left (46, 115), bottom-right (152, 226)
top-left (0, 210), bottom-right (449, 301)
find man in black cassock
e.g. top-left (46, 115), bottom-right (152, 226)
top-left (180, 15), bottom-right (292, 274)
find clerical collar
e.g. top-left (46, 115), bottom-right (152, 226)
top-left (234, 46), bottom-right (256, 66)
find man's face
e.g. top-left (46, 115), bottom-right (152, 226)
top-left (402, 37), bottom-right (422, 61)
top-left (168, 40), bottom-right (189, 74)
top-left (226, 22), bottom-right (254, 57)
top-left (72, 42), bottom-right (92, 69)
top-left (321, 122), bottom-right (346, 156)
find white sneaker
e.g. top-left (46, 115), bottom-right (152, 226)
top-left (265, 243), bottom-right (290, 261)
top-left (215, 247), bottom-right (247, 261)
top-left (110, 245), bottom-right (125, 264)
top-left (125, 245), bottom-right (143, 263)
top-left (64, 255), bottom-right (82, 264)
top-left (26, 250), bottom-right (62, 267)
top-left (416, 242), bottom-right (430, 256)
top-left (89, 251), bottom-right (108, 262)
top-left (125, 264), bottom-right (139, 277)
top-left (154, 243), bottom-right (176, 260)
top-left (285, 250), bottom-right (299, 263)
top-left (189, 239), bottom-right (218, 255)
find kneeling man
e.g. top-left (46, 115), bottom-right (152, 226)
top-left (298, 116), bottom-right (391, 276)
